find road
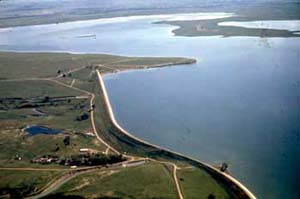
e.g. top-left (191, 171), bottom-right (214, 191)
top-left (26, 159), bottom-right (146, 199)
top-left (89, 92), bottom-right (120, 155)
top-left (70, 79), bottom-right (75, 87)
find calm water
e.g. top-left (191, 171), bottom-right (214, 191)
top-left (25, 125), bottom-right (62, 135)
top-left (0, 15), bottom-right (299, 199)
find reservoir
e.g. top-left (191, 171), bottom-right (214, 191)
top-left (0, 13), bottom-right (299, 199)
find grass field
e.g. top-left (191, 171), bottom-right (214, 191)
top-left (49, 162), bottom-right (178, 199)
top-left (0, 120), bottom-right (105, 168)
top-left (178, 167), bottom-right (232, 199)
top-left (0, 170), bottom-right (65, 198)
top-left (0, 80), bottom-right (92, 133)
top-left (0, 52), bottom-right (195, 79)
top-left (0, 80), bottom-right (82, 98)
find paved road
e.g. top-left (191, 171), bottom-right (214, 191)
top-left (26, 159), bottom-right (146, 199)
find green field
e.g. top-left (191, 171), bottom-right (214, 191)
top-left (178, 167), bottom-right (232, 199)
top-left (0, 80), bottom-right (82, 98)
top-left (0, 52), bottom-right (195, 79)
top-left (48, 162), bottom-right (178, 199)
top-left (0, 120), bottom-right (105, 168)
top-left (0, 170), bottom-right (65, 198)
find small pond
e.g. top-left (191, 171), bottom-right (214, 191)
top-left (25, 125), bottom-right (62, 135)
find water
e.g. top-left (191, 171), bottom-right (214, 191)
top-left (25, 125), bottom-right (62, 135)
top-left (0, 14), bottom-right (299, 199)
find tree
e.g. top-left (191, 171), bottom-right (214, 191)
top-left (43, 96), bottom-right (50, 103)
top-left (63, 136), bottom-right (70, 146)
top-left (54, 146), bottom-right (60, 152)
top-left (208, 194), bottom-right (216, 199)
top-left (76, 112), bottom-right (89, 121)
top-left (220, 162), bottom-right (228, 172)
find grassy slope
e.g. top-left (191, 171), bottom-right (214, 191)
top-left (0, 80), bottom-right (82, 98)
top-left (50, 162), bottom-right (178, 199)
top-left (0, 170), bottom-right (64, 198)
top-left (178, 167), bottom-right (232, 199)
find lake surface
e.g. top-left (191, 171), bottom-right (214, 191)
top-left (0, 14), bottom-right (299, 199)
top-left (25, 125), bottom-right (62, 135)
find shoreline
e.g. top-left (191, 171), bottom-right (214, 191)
top-left (96, 69), bottom-right (257, 199)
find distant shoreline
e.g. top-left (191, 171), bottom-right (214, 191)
top-left (0, 1), bottom-right (299, 29)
